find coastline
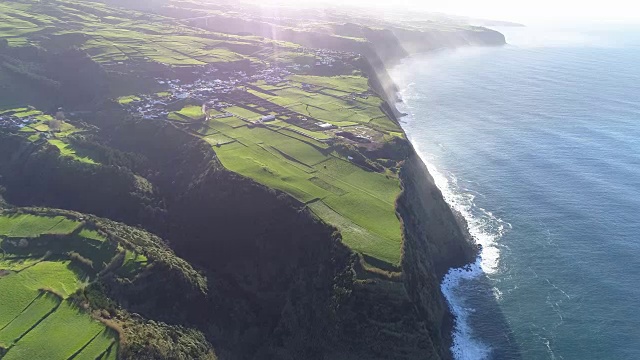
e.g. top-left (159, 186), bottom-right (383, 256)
top-left (388, 43), bottom-right (528, 359)
top-left (376, 33), bottom-right (505, 358)
top-left (397, 147), bottom-right (478, 359)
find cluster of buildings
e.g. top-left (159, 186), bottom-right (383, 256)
top-left (120, 48), bottom-right (358, 131)
top-left (291, 47), bottom-right (358, 71)
top-left (122, 64), bottom-right (294, 120)
top-left (0, 113), bottom-right (36, 130)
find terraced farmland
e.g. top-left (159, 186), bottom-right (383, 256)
top-left (0, 0), bottom-right (261, 69)
top-left (247, 80), bottom-right (401, 131)
top-left (0, 211), bottom-right (128, 358)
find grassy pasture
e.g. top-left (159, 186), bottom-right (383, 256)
top-left (290, 75), bottom-right (369, 93)
top-left (0, 214), bottom-right (80, 238)
top-left (117, 95), bottom-right (141, 105)
top-left (0, 260), bottom-right (86, 332)
top-left (271, 137), bottom-right (328, 167)
top-left (224, 106), bottom-right (263, 120)
top-left (216, 115), bottom-right (248, 128)
top-left (2, 301), bottom-right (112, 360)
top-left (276, 126), bottom-right (332, 143)
top-left (0, 277), bottom-right (41, 331)
top-left (307, 201), bottom-right (399, 264)
top-left (78, 228), bottom-right (106, 242)
top-left (215, 141), bottom-right (329, 203)
top-left (173, 105), bottom-right (204, 120)
top-left (117, 250), bottom-right (148, 278)
top-left (249, 82), bottom-right (390, 129)
top-left (0, 256), bottom-right (42, 272)
top-left (49, 139), bottom-right (98, 165)
top-left (204, 133), bottom-right (235, 146)
top-left (73, 328), bottom-right (117, 360)
top-left (13, 260), bottom-right (88, 298)
top-left (0, 212), bottom-right (126, 358)
top-left (0, 293), bottom-right (61, 349)
top-left (13, 110), bottom-right (41, 118)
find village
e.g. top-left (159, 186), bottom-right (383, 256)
top-left (116, 46), bottom-right (378, 144)
top-left (0, 111), bottom-right (37, 130)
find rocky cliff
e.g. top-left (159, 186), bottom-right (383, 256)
top-left (398, 149), bottom-right (478, 359)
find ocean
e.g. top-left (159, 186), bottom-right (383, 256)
top-left (391, 24), bottom-right (640, 360)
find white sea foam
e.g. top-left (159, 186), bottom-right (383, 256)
top-left (420, 154), bottom-right (500, 360)
top-left (412, 145), bottom-right (507, 275)
top-left (441, 258), bottom-right (491, 360)
top-left (396, 91), bottom-right (510, 359)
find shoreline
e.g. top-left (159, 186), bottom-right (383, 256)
top-left (389, 45), bottom-right (528, 359)
top-left (384, 44), bottom-right (501, 359)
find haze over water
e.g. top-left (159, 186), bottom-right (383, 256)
top-left (392, 24), bottom-right (640, 359)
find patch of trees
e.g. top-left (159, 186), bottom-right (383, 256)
top-left (0, 45), bottom-right (108, 109)
top-left (334, 143), bottom-right (386, 173)
top-left (67, 134), bottom-right (148, 170)
top-left (0, 133), bottom-right (165, 226)
top-left (0, 54), bottom-right (61, 91)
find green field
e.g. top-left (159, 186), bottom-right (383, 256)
top-left (289, 75), bottom-right (370, 93)
top-left (48, 139), bottom-right (98, 164)
top-left (247, 78), bottom-right (400, 132)
top-left (224, 106), bottom-right (263, 120)
top-left (3, 301), bottom-right (112, 360)
top-left (0, 214), bottom-right (80, 238)
top-left (169, 105), bottom-right (204, 122)
top-left (117, 95), bottom-right (141, 105)
top-left (211, 123), bottom-right (402, 265)
top-left (0, 212), bottom-right (126, 357)
top-left (0, 1), bottom-right (254, 67)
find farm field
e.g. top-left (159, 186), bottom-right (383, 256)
top-left (224, 106), bottom-right (263, 120)
top-left (247, 79), bottom-right (401, 132)
top-left (0, 211), bottom-right (132, 358)
top-left (210, 121), bottom-right (403, 265)
top-left (48, 139), bottom-right (98, 164)
top-left (1, 107), bottom-right (100, 164)
top-left (169, 105), bottom-right (205, 122)
top-left (0, 0), bottom-right (262, 69)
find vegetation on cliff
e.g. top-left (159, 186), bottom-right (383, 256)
top-left (0, 207), bottom-right (213, 359)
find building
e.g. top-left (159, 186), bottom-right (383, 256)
top-left (317, 122), bottom-right (334, 129)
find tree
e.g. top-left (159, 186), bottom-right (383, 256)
top-left (49, 119), bottom-right (62, 132)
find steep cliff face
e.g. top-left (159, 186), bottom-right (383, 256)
top-left (362, 25), bottom-right (505, 108)
top-left (398, 149), bottom-right (477, 359)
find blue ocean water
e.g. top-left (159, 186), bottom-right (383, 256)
top-left (391, 25), bottom-right (640, 360)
